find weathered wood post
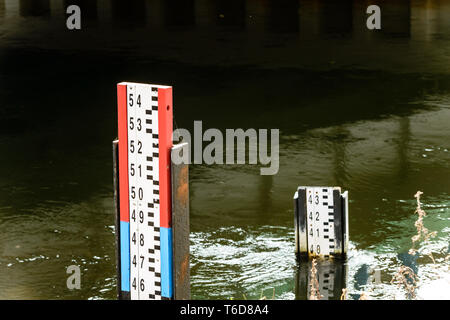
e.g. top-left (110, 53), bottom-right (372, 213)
top-left (171, 143), bottom-right (190, 300)
top-left (113, 82), bottom-right (190, 300)
top-left (294, 186), bottom-right (349, 259)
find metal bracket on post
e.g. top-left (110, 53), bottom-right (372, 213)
top-left (171, 143), bottom-right (190, 300)
top-left (294, 186), bottom-right (349, 260)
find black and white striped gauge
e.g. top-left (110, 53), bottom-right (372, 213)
top-left (117, 82), bottom-right (173, 300)
top-left (294, 187), bottom-right (349, 259)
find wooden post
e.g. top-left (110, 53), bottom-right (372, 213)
top-left (294, 186), bottom-right (349, 259)
top-left (171, 143), bottom-right (190, 300)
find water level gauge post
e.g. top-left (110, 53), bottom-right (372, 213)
top-left (113, 82), bottom-right (190, 300)
top-left (294, 186), bottom-right (349, 260)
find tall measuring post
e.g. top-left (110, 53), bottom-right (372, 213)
top-left (114, 82), bottom-right (190, 300)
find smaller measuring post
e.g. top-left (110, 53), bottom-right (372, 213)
top-left (294, 186), bottom-right (349, 259)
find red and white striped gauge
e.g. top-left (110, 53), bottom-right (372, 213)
top-left (117, 82), bottom-right (173, 300)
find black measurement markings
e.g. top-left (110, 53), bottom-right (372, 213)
top-left (144, 86), bottom-right (162, 299)
top-left (306, 187), bottom-right (336, 256)
top-left (325, 189), bottom-right (335, 255)
top-left (323, 188), bottom-right (334, 256)
top-left (127, 83), bottom-right (163, 300)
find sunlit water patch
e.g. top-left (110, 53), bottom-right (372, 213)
top-left (190, 226), bottom-right (296, 300)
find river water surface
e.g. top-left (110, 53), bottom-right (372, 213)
top-left (0, 0), bottom-right (449, 299)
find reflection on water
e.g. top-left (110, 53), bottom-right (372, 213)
top-left (319, 0), bottom-right (353, 36)
top-left (295, 259), bottom-right (347, 300)
top-left (0, 0), bottom-right (450, 72)
top-left (0, 0), bottom-right (449, 299)
top-left (111, 0), bottom-right (146, 28)
top-left (216, 0), bottom-right (245, 29)
top-left (19, 0), bottom-right (50, 18)
top-left (164, 0), bottom-right (195, 27)
top-left (64, 0), bottom-right (98, 21)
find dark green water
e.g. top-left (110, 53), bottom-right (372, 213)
top-left (0, 0), bottom-right (449, 299)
